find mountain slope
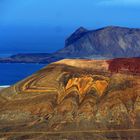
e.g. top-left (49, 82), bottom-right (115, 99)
top-left (54, 26), bottom-right (140, 58)
top-left (1, 26), bottom-right (140, 63)
top-left (0, 58), bottom-right (140, 139)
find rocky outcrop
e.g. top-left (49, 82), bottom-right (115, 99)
top-left (0, 58), bottom-right (140, 139)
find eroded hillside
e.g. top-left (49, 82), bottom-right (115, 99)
top-left (0, 58), bottom-right (140, 139)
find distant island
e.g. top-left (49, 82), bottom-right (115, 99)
top-left (0, 26), bottom-right (140, 63)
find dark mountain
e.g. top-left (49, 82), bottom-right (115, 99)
top-left (65, 27), bottom-right (88, 46)
top-left (1, 26), bottom-right (140, 63)
top-left (54, 26), bottom-right (140, 58)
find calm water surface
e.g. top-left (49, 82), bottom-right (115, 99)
top-left (0, 63), bottom-right (46, 86)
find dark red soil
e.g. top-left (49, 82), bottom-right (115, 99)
top-left (108, 58), bottom-right (140, 74)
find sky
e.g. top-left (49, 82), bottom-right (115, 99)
top-left (0, 0), bottom-right (140, 53)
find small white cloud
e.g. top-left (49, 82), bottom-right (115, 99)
top-left (98, 0), bottom-right (140, 6)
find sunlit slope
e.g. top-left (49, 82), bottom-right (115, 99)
top-left (0, 58), bottom-right (140, 135)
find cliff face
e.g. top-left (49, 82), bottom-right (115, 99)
top-left (0, 58), bottom-right (140, 139)
top-left (55, 26), bottom-right (140, 58)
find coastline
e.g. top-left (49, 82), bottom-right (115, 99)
top-left (0, 85), bottom-right (10, 90)
top-left (0, 85), bottom-right (10, 88)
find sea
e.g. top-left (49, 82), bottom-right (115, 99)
top-left (0, 52), bottom-right (46, 86)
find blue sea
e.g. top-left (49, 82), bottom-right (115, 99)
top-left (0, 52), bottom-right (47, 86)
top-left (0, 63), bottom-right (46, 86)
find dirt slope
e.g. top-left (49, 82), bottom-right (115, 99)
top-left (0, 58), bottom-right (140, 139)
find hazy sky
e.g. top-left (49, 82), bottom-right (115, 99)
top-left (0, 0), bottom-right (140, 53)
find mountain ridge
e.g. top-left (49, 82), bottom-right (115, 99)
top-left (0, 25), bottom-right (140, 63)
